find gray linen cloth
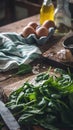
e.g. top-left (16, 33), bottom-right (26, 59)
top-left (0, 32), bottom-right (41, 72)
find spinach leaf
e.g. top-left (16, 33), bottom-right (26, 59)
top-left (6, 67), bottom-right (73, 130)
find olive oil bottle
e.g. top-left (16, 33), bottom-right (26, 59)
top-left (40, 0), bottom-right (55, 25)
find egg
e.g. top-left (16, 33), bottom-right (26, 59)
top-left (21, 26), bottom-right (36, 38)
top-left (36, 26), bottom-right (49, 38)
top-left (42, 20), bottom-right (55, 29)
top-left (28, 22), bottom-right (38, 30)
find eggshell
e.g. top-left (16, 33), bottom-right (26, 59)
top-left (42, 20), bottom-right (55, 29)
top-left (36, 26), bottom-right (49, 38)
top-left (57, 49), bottom-right (73, 62)
top-left (28, 22), bottom-right (38, 30)
top-left (21, 26), bottom-right (36, 38)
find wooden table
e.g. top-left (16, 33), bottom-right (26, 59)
top-left (0, 14), bottom-right (72, 97)
top-left (0, 14), bottom-right (73, 130)
top-left (0, 14), bottom-right (40, 33)
top-left (0, 14), bottom-right (51, 97)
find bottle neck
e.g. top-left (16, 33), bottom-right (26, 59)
top-left (57, 0), bottom-right (64, 8)
top-left (43, 0), bottom-right (52, 5)
top-left (64, 0), bottom-right (69, 8)
top-left (57, 0), bottom-right (69, 8)
top-left (64, 0), bottom-right (71, 17)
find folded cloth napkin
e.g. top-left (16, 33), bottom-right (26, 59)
top-left (0, 32), bottom-right (41, 72)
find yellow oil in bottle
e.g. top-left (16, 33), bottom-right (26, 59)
top-left (40, 1), bottom-right (55, 25)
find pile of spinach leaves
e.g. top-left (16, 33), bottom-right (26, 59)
top-left (6, 68), bottom-right (73, 130)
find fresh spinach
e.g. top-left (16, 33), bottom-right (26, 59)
top-left (16, 64), bottom-right (32, 75)
top-left (6, 68), bottom-right (73, 130)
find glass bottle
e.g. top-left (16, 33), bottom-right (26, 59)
top-left (40, 0), bottom-right (55, 25)
top-left (54, 0), bottom-right (72, 34)
top-left (69, 1), bottom-right (73, 20)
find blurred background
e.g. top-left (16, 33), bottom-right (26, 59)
top-left (0, 0), bottom-right (73, 27)
top-left (0, 0), bottom-right (42, 26)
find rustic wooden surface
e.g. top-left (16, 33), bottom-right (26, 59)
top-left (0, 14), bottom-right (73, 98)
top-left (0, 59), bottom-right (50, 97)
top-left (0, 15), bottom-right (40, 33)
top-left (0, 15), bottom-right (40, 96)
top-left (0, 14), bottom-right (59, 97)
top-left (0, 14), bottom-right (73, 130)
top-left (43, 31), bottom-right (73, 62)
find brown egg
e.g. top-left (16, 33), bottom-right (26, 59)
top-left (42, 20), bottom-right (55, 29)
top-left (21, 26), bottom-right (36, 38)
top-left (28, 22), bottom-right (38, 30)
top-left (36, 26), bottom-right (49, 38)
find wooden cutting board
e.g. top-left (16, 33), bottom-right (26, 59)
top-left (2, 75), bottom-right (35, 97)
top-left (43, 31), bottom-right (73, 60)
top-left (0, 58), bottom-right (50, 98)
